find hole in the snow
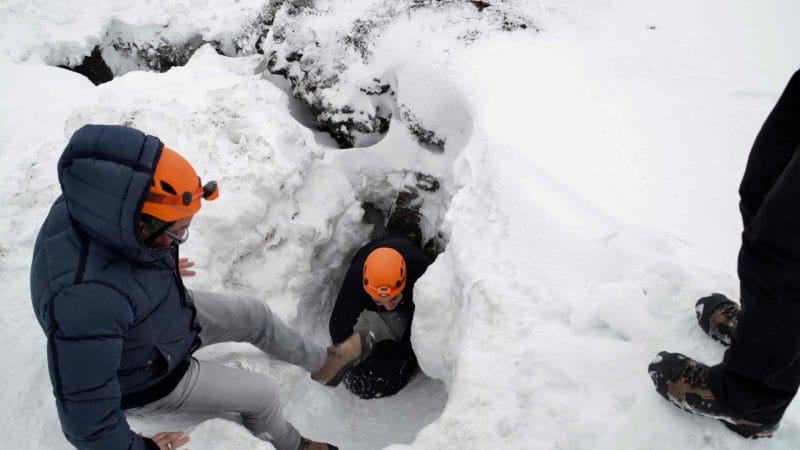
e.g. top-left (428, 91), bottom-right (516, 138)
top-left (288, 178), bottom-right (448, 449)
top-left (58, 46), bottom-right (114, 85)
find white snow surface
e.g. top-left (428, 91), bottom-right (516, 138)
top-left (2, 1), bottom-right (800, 449)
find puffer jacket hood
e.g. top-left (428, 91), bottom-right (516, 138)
top-left (58, 124), bottom-right (165, 261)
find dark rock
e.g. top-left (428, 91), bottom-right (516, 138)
top-left (286, 51), bottom-right (304, 62)
top-left (311, 107), bottom-right (391, 149)
top-left (360, 79), bottom-right (392, 95)
top-left (231, 0), bottom-right (289, 54)
top-left (343, 18), bottom-right (383, 61)
top-left (110, 33), bottom-right (206, 73)
top-left (414, 173), bottom-right (440, 193)
top-left (399, 106), bottom-right (446, 153)
top-left (267, 46), bottom-right (393, 148)
top-left (285, 0), bottom-right (315, 16)
top-left (458, 29), bottom-right (482, 44)
top-left (422, 231), bottom-right (446, 259)
top-left (501, 14), bottom-right (537, 32)
top-left (469, 1), bottom-right (491, 12)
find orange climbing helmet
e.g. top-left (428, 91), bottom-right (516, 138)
top-left (142, 146), bottom-right (219, 222)
top-left (363, 247), bottom-right (407, 299)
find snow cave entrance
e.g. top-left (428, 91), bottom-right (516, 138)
top-left (283, 188), bottom-right (451, 449)
top-left (271, 80), bottom-right (465, 448)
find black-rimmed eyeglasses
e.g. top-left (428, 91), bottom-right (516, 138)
top-left (163, 227), bottom-right (190, 245)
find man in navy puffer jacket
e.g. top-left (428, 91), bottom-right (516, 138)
top-left (30, 125), bottom-right (365, 450)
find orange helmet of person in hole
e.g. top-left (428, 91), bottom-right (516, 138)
top-left (363, 247), bottom-right (407, 299)
top-left (142, 146), bottom-right (219, 222)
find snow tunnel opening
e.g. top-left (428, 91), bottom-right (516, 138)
top-left (286, 79), bottom-right (476, 445)
top-left (285, 178), bottom-right (450, 450)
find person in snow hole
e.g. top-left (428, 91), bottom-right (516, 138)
top-left (649, 70), bottom-right (800, 439)
top-left (320, 187), bottom-right (435, 399)
top-left (29, 124), bottom-right (369, 450)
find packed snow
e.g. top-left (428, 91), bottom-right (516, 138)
top-left (1, 0), bottom-right (800, 449)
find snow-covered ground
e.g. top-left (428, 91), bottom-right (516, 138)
top-left (1, 1), bottom-right (800, 449)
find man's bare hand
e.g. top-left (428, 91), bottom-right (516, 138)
top-left (151, 431), bottom-right (190, 450)
top-left (178, 258), bottom-right (196, 277)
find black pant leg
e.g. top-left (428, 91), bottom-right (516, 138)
top-left (738, 70), bottom-right (800, 227)
top-left (342, 340), bottom-right (418, 399)
top-left (708, 70), bottom-right (800, 423)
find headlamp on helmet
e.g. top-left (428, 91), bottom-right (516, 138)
top-left (142, 146), bottom-right (219, 222)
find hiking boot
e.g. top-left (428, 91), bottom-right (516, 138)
top-left (299, 436), bottom-right (339, 450)
top-left (648, 351), bottom-right (778, 438)
top-left (311, 330), bottom-right (374, 386)
top-left (695, 293), bottom-right (740, 346)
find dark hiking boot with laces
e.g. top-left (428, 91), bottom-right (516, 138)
top-left (648, 351), bottom-right (779, 439)
top-left (299, 436), bottom-right (338, 450)
top-left (695, 293), bottom-right (740, 345)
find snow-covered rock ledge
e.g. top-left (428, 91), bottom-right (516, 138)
top-left (1, 0), bottom-right (534, 149)
top-left (263, 0), bottom-right (536, 148)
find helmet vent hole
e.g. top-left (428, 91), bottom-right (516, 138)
top-left (160, 181), bottom-right (177, 195)
top-left (363, 278), bottom-right (369, 286)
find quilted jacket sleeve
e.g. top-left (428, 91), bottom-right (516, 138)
top-left (329, 263), bottom-right (367, 344)
top-left (47, 283), bottom-right (149, 450)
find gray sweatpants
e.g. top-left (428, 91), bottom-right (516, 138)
top-left (131, 290), bottom-right (328, 450)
